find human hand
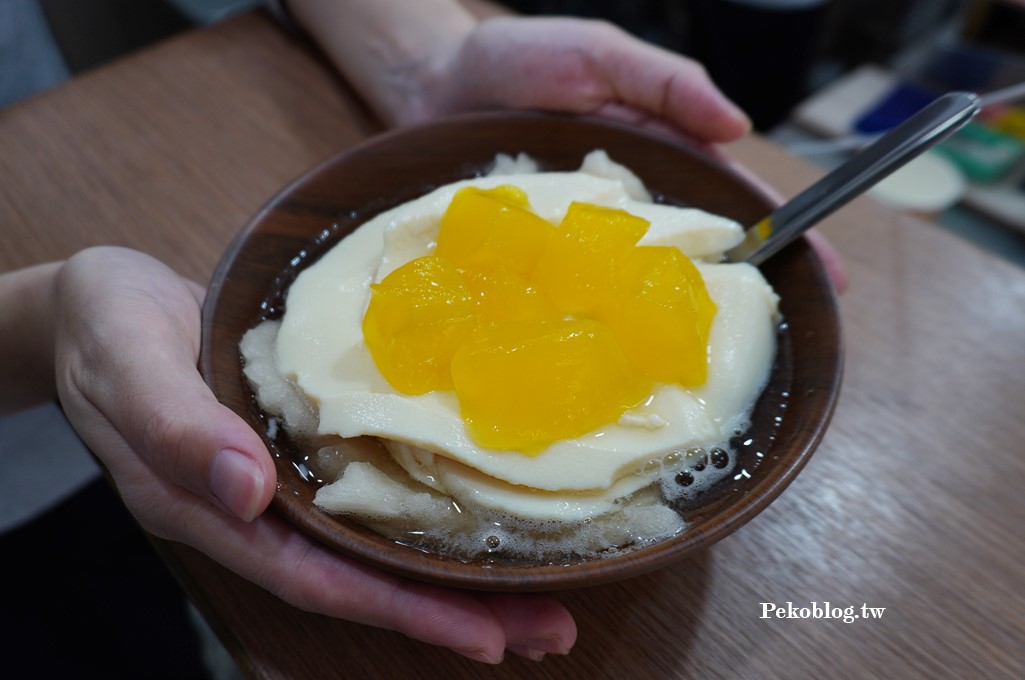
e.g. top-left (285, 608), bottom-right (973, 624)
top-left (286, 1), bottom-right (748, 144)
top-left (398, 15), bottom-right (752, 144)
top-left (51, 246), bottom-right (575, 663)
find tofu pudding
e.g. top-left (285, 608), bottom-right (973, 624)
top-left (241, 152), bottom-right (780, 561)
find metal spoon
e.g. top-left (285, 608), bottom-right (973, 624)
top-left (727, 91), bottom-right (981, 265)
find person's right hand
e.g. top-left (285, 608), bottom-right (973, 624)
top-left (52, 246), bottom-right (576, 663)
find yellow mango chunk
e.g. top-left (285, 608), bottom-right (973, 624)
top-left (451, 320), bottom-right (653, 452)
top-left (531, 202), bottom-right (648, 315)
top-left (436, 186), bottom-right (555, 278)
top-left (602, 246), bottom-right (717, 385)
top-left (460, 266), bottom-right (560, 324)
top-left (362, 256), bottom-right (477, 394)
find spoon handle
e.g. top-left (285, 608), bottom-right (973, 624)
top-left (729, 91), bottom-right (981, 266)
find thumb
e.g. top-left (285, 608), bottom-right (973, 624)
top-left (122, 374), bottom-right (276, 522)
top-left (55, 247), bottom-right (276, 521)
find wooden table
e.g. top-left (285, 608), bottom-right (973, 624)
top-left (2, 11), bottom-right (1023, 679)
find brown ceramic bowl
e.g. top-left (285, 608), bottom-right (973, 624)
top-left (201, 111), bottom-right (842, 591)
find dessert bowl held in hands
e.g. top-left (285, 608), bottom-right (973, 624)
top-left (200, 111), bottom-right (843, 591)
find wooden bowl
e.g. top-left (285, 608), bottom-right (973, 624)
top-left (201, 111), bottom-right (843, 591)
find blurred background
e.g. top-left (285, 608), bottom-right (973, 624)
top-left (11, 0), bottom-right (1024, 124)
top-left (9, 1), bottom-right (1025, 258)
top-left (9, 1), bottom-right (1024, 125)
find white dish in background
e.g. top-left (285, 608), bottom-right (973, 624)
top-left (869, 150), bottom-right (967, 214)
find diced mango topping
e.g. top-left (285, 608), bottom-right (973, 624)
top-left (436, 186), bottom-right (554, 278)
top-left (532, 202), bottom-right (649, 316)
top-left (602, 245), bottom-right (716, 385)
top-left (362, 186), bottom-right (717, 452)
top-left (451, 320), bottom-right (651, 452)
top-left (362, 256), bottom-right (477, 394)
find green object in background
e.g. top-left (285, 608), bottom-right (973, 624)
top-left (937, 121), bottom-right (1025, 184)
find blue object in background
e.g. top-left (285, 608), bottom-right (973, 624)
top-left (853, 82), bottom-right (940, 134)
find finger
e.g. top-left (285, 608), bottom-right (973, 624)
top-left (600, 33), bottom-right (751, 142)
top-left (448, 17), bottom-right (749, 144)
top-left (55, 247), bottom-right (276, 521)
top-left (590, 101), bottom-right (720, 157)
top-left (478, 592), bottom-right (577, 660)
top-left (185, 278), bottom-right (206, 306)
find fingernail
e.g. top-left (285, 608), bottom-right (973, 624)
top-left (518, 637), bottom-right (570, 656)
top-left (210, 448), bottom-right (263, 521)
top-left (711, 91), bottom-right (752, 136)
top-left (457, 647), bottom-right (504, 664)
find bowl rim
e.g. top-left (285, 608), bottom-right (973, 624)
top-left (201, 110), bottom-right (844, 591)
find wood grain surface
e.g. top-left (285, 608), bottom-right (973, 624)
top-left (2, 10), bottom-right (1023, 680)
